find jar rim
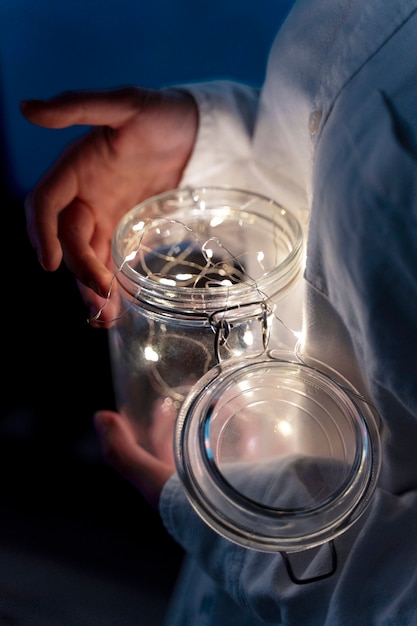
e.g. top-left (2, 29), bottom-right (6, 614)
top-left (111, 186), bottom-right (304, 312)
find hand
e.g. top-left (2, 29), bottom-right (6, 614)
top-left (94, 409), bottom-right (175, 509)
top-left (21, 87), bottom-right (198, 324)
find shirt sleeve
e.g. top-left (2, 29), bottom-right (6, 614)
top-left (174, 80), bottom-right (260, 189)
top-left (160, 472), bottom-right (417, 625)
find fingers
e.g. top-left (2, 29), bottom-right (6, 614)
top-left (24, 130), bottom-right (116, 290)
top-left (77, 281), bottom-right (120, 328)
top-left (24, 157), bottom-right (80, 271)
top-left (21, 87), bottom-right (148, 276)
top-left (94, 410), bottom-right (175, 508)
top-left (58, 201), bottom-right (119, 325)
top-left (20, 87), bottom-right (152, 129)
top-left (59, 199), bottom-right (114, 290)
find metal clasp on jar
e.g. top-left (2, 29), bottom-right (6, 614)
top-left (209, 301), bottom-right (271, 363)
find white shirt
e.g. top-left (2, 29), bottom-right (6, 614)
top-left (160, 1), bottom-right (417, 623)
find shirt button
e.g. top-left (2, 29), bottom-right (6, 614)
top-left (309, 110), bottom-right (322, 136)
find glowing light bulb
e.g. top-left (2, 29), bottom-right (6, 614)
top-left (243, 330), bottom-right (254, 346)
top-left (176, 273), bottom-right (193, 281)
top-left (160, 278), bottom-right (176, 286)
top-left (144, 346), bottom-right (159, 362)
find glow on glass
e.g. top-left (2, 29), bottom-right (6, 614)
top-left (144, 345), bottom-right (159, 362)
top-left (210, 216), bottom-right (225, 228)
top-left (275, 419), bottom-right (293, 437)
top-left (243, 330), bottom-right (254, 346)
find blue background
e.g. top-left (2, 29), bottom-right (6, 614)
top-left (1, 0), bottom-right (293, 198)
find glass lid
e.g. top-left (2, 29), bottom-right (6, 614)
top-left (174, 352), bottom-right (381, 552)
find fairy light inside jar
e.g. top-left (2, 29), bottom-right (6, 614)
top-left (128, 219), bottom-right (248, 288)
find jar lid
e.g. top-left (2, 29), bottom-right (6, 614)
top-left (174, 352), bottom-right (381, 552)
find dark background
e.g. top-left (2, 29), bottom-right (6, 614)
top-left (0, 2), bottom-right (292, 624)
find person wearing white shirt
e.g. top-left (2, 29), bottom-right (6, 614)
top-left (21, 0), bottom-right (417, 623)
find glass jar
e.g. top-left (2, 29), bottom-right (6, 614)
top-left (108, 186), bottom-right (304, 461)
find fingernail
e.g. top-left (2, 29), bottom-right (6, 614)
top-left (20, 99), bottom-right (42, 106)
top-left (88, 307), bottom-right (101, 325)
top-left (37, 250), bottom-right (46, 270)
top-left (94, 411), bottom-right (111, 433)
top-left (20, 99), bottom-right (41, 112)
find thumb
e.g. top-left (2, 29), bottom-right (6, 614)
top-left (94, 410), bottom-right (174, 508)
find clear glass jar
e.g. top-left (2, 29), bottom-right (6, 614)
top-left (108, 186), bottom-right (304, 461)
